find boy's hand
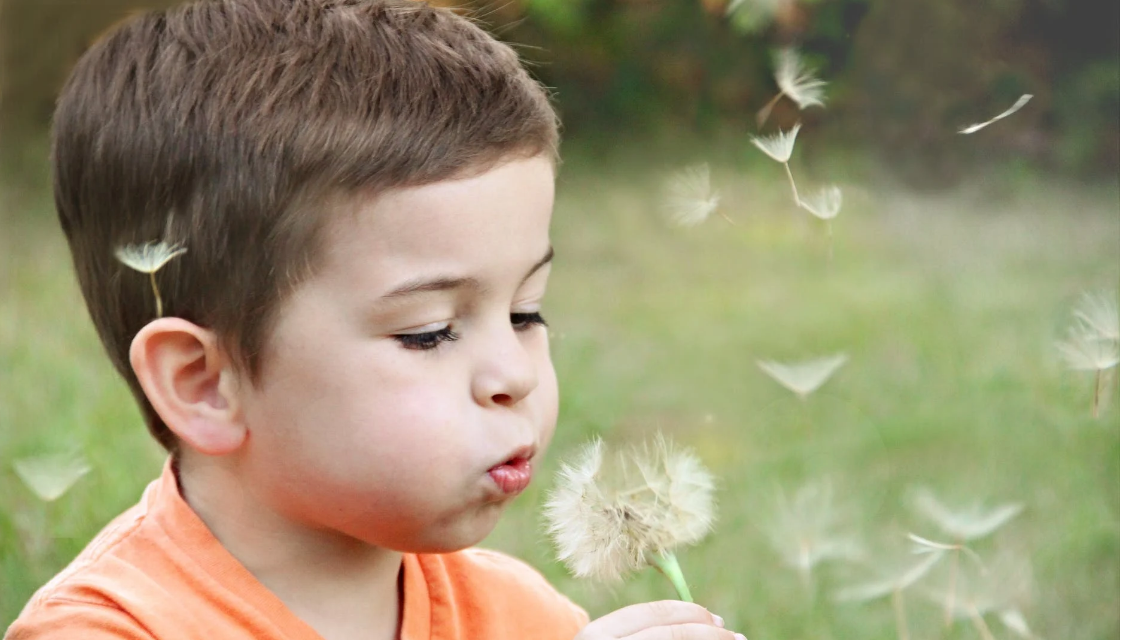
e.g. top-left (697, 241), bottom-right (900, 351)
top-left (575, 601), bottom-right (746, 640)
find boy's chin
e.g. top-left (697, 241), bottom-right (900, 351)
top-left (397, 503), bottom-right (507, 554)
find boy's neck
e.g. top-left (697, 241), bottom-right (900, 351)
top-left (173, 453), bottom-right (404, 640)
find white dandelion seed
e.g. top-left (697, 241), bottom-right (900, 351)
top-left (763, 480), bottom-right (862, 588)
top-left (662, 163), bottom-right (725, 227)
top-left (114, 240), bottom-right (188, 318)
top-left (908, 488), bottom-right (1023, 542)
top-left (114, 241), bottom-right (187, 273)
top-left (1072, 290), bottom-right (1119, 342)
top-left (1056, 328), bottom-right (1120, 372)
top-left (836, 550), bottom-right (944, 640)
top-left (757, 352), bottom-right (848, 399)
top-left (921, 550), bottom-right (1034, 637)
top-left (750, 123), bottom-right (802, 164)
top-left (14, 452), bottom-right (92, 502)
top-left (958, 94), bottom-right (1033, 135)
top-left (757, 48), bottom-right (827, 126)
top-left (835, 551), bottom-right (944, 603)
top-left (775, 48), bottom-right (827, 110)
top-left (799, 185), bottom-right (843, 220)
top-left (544, 436), bottom-right (715, 601)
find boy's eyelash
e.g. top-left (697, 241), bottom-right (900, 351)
top-left (511, 311), bottom-right (548, 330)
top-left (394, 326), bottom-right (460, 351)
top-left (393, 312), bottom-right (547, 351)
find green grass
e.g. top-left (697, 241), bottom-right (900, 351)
top-left (1, 157), bottom-right (1118, 639)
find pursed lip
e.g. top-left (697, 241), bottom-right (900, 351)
top-left (486, 444), bottom-right (537, 496)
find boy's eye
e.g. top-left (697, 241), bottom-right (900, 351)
top-left (511, 311), bottom-right (548, 331)
top-left (393, 325), bottom-right (460, 351)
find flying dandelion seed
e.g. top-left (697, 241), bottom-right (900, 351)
top-left (799, 185), bottom-right (842, 220)
top-left (543, 436), bottom-right (716, 602)
top-left (908, 489), bottom-right (1023, 627)
top-left (757, 48), bottom-right (827, 126)
top-left (958, 94), bottom-right (1033, 134)
top-left (836, 551), bottom-right (944, 640)
top-left (762, 481), bottom-right (862, 589)
top-left (920, 550), bottom-right (1035, 639)
top-left (114, 240), bottom-right (188, 318)
top-left (908, 488), bottom-right (1024, 542)
top-left (756, 352), bottom-right (848, 399)
top-left (1073, 290), bottom-right (1120, 342)
top-left (662, 163), bottom-right (727, 227)
top-left (1056, 325), bottom-right (1119, 417)
top-left (750, 124), bottom-right (803, 207)
top-left (750, 124), bottom-right (801, 164)
top-left (799, 185), bottom-right (843, 260)
top-left (14, 453), bottom-right (92, 502)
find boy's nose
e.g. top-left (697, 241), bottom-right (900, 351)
top-left (471, 326), bottom-right (539, 408)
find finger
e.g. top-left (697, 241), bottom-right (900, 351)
top-left (588, 600), bottom-right (722, 638)
top-left (626, 623), bottom-right (745, 640)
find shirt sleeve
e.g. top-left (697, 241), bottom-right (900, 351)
top-left (4, 599), bottom-right (157, 640)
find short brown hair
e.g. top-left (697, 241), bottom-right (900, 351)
top-left (52, 0), bottom-right (559, 451)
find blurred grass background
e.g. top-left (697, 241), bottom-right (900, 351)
top-left (1, 0), bottom-right (1119, 637)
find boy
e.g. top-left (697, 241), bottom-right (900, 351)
top-left (6, 1), bottom-right (743, 639)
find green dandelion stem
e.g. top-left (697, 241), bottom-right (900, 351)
top-left (150, 272), bottom-right (164, 318)
top-left (647, 551), bottom-right (693, 603)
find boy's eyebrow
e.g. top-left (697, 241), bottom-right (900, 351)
top-left (379, 246), bottom-right (554, 300)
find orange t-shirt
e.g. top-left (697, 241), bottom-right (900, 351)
top-left (5, 460), bottom-right (588, 639)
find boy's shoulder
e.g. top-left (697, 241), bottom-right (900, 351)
top-left (5, 490), bottom-right (164, 639)
top-left (407, 548), bottom-right (588, 638)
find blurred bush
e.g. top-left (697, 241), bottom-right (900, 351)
top-left (1, 0), bottom-right (1117, 183)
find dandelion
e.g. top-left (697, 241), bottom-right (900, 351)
top-left (762, 480), bottom-right (862, 590)
top-left (836, 551), bottom-right (944, 640)
top-left (662, 163), bottom-right (730, 227)
top-left (908, 488), bottom-right (1023, 626)
top-left (114, 240), bottom-right (188, 318)
top-left (14, 452), bottom-right (92, 502)
top-left (756, 352), bottom-right (847, 399)
top-left (758, 48), bottom-right (827, 126)
top-left (958, 94), bottom-right (1033, 135)
top-left (544, 436), bottom-right (716, 601)
top-left (750, 124), bottom-right (803, 208)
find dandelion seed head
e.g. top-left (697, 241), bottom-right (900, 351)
top-left (544, 436), bottom-right (716, 583)
top-left (114, 241), bottom-right (188, 274)
top-left (662, 163), bottom-right (720, 228)
top-left (750, 123), bottom-right (802, 163)
top-left (756, 352), bottom-right (847, 398)
top-left (775, 48), bottom-right (827, 110)
top-left (799, 185), bottom-right (843, 220)
top-left (908, 487), bottom-right (1023, 541)
top-left (14, 452), bottom-right (92, 502)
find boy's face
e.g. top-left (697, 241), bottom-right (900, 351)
top-left (234, 155), bottom-right (558, 553)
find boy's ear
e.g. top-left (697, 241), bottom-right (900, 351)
top-left (130, 319), bottom-right (247, 456)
